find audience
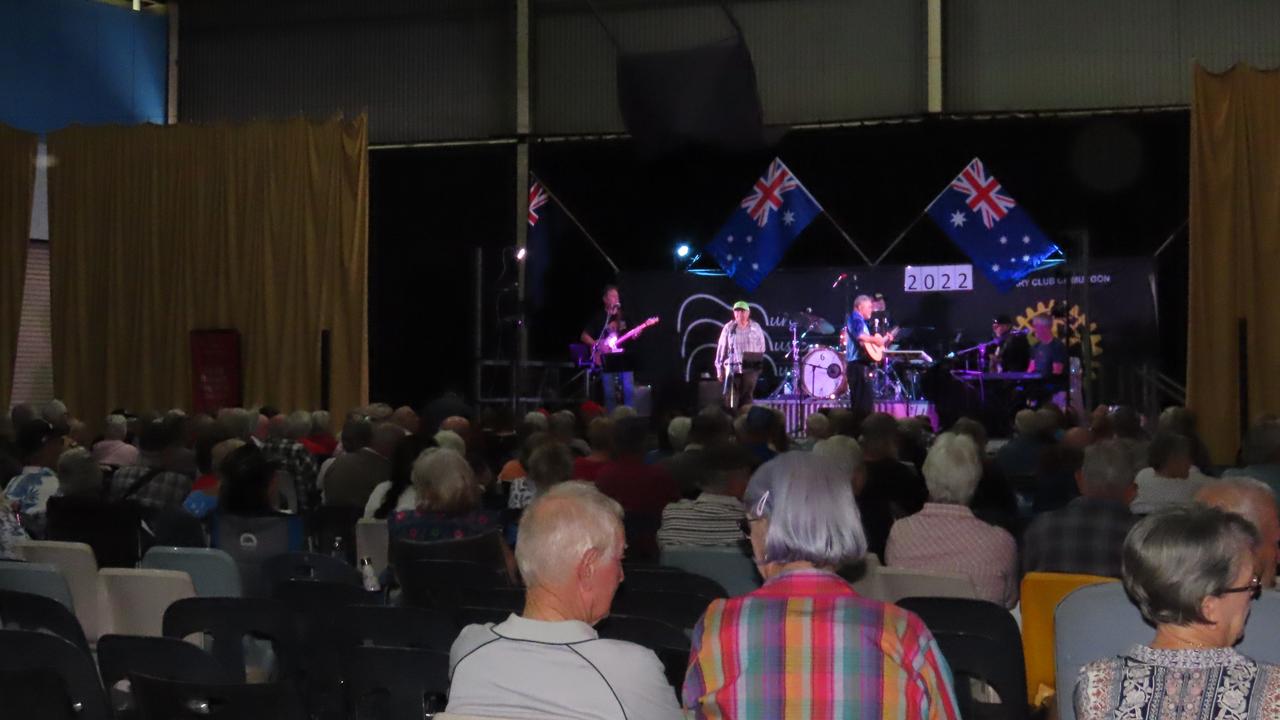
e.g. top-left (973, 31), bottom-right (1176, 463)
top-left (525, 442), bottom-right (574, 500)
top-left (55, 447), bottom-right (103, 499)
top-left (812, 433), bottom-right (865, 494)
top-left (1022, 439), bottom-right (1137, 578)
top-left (390, 405), bottom-right (420, 435)
top-left (1156, 406), bottom-right (1215, 475)
top-left (656, 442), bottom-right (751, 549)
top-left (1225, 420), bottom-right (1280, 494)
top-left (663, 410), bottom-right (729, 497)
top-left (505, 431), bottom-right (553, 510)
top-left (572, 416), bottom-right (614, 483)
top-left (322, 419), bottom-right (393, 509)
top-left (886, 432), bottom-right (1019, 608)
top-left (366, 433), bottom-right (436, 519)
top-left (736, 405), bottom-right (779, 464)
top-left (549, 409), bottom-right (590, 457)
top-left (1075, 506), bottom-right (1278, 720)
top-left (1033, 426), bottom-right (1090, 513)
top-left (300, 410), bottom-right (337, 458)
top-left (388, 447), bottom-right (503, 547)
top-left (857, 412), bottom-right (928, 560)
top-left (261, 412), bottom-right (319, 511)
top-left (684, 452), bottom-right (959, 718)
top-left (447, 481), bottom-right (682, 719)
top-left (1195, 477), bottom-right (1280, 588)
top-left (92, 413), bottom-right (140, 467)
top-left (105, 420), bottom-right (195, 513)
top-left (4, 418), bottom-right (66, 534)
top-left (994, 408), bottom-right (1051, 480)
top-left (595, 416), bottom-right (680, 562)
top-left (185, 437), bottom-right (244, 519)
top-left (950, 416), bottom-right (1019, 533)
top-left (1130, 432), bottom-right (1210, 514)
top-left (217, 444), bottom-right (287, 516)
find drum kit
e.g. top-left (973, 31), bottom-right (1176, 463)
top-left (772, 310), bottom-right (933, 402)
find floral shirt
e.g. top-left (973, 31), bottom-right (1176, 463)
top-left (388, 508), bottom-right (501, 543)
top-left (1075, 645), bottom-right (1280, 720)
top-left (4, 466), bottom-right (59, 518)
top-left (0, 503), bottom-right (28, 559)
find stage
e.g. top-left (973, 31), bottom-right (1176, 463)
top-left (753, 394), bottom-right (939, 436)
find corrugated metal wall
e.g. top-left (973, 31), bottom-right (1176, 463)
top-left (534, 0), bottom-right (924, 134)
top-left (179, 0), bottom-right (515, 144)
top-left (945, 0), bottom-right (1280, 112)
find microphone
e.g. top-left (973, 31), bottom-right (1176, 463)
top-left (831, 272), bottom-right (848, 289)
top-left (610, 303), bottom-right (621, 312)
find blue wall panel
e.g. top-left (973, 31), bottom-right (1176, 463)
top-left (0, 0), bottom-right (166, 133)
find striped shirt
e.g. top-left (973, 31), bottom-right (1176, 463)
top-left (656, 493), bottom-right (744, 549)
top-left (684, 568), bottom-right (960, 719)
top-left (714, 320), bottom-right (768, 373)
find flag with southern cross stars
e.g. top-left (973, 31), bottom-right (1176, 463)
top-left (925, 157), bottom-right (1061, 292)
top-left (706, 158), bottom-right (822, 292)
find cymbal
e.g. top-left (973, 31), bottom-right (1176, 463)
top-left (783, 310), bottom-right (835, 335)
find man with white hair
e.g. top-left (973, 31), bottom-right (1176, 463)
top-left (92, 414), bottom-right (140, 466)
top-left (447, 482), bottom-right (681, 719)
top-left (886, 433), bottom-right (1018, 607)
top-left (41, 399), bottom-right (69, 428)
top-left (1196, 477), bottom-right (1280, 588)
top-left (995, 408), bottom-right (1052, 480)
top-left (1021, 439), bottom-right (1138, 578)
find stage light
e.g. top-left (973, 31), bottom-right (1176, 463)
top-left (515, 247), bottom-right (527, 261)
top-left (675, 243), bottom-right (690, 259)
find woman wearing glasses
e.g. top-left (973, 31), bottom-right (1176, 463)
top-left (683, 452), bottom-right (960, 719)
top-left (1075, 505), bottom-right (1279, 720)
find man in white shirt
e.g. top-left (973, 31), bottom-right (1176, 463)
top-left (447, 482), bottom-right (681, 720)
top-left (714, 300), bottom-right (768, 410)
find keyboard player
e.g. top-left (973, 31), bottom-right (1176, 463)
top-left (1026, 314), bottom-right (1069, 404)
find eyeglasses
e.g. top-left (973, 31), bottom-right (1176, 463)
top-left (1219, 576), bottom-right (1263, 601)
top-left (739, 516), bottom-right (763, 538)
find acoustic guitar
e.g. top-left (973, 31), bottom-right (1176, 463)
top-left (592, 316), bottom-right (660, 367)
top-left (858, 326), bottom-right (899, 363)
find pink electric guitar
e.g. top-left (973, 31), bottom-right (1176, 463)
top-left (592, 316), bottom-right (660, 367)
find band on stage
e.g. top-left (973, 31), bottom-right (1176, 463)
top-left (577, 282), bottom-right (1074, 423)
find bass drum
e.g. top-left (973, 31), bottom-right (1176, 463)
top-left (800, 346), bottom-right (847, 398)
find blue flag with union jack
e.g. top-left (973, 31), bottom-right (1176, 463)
top-left (706, 158), bottom-right (822, 292)
top-left (925, 158), bottom-right (1061, 292)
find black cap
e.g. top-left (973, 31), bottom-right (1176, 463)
top-left (993, 314), bottom-right (1013, 325)
top-left (16, 419), bottom-right (66, 459)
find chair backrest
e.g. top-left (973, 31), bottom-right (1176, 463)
top-left (96, 634), bottom-right (233, 704)
top-left (610, 588), bottom-right (712, 630)
top-left (308, 505), bottom-right (363, 564)
top-left (391, 531), bottom-right (508, 578)
top-left (44, 496), bottom-right (142, 568)
top-left (455, 605), bottom-right (517, 628)
top-left (659, 546), bottom-right (760, 597)
top-left (399, 558), bottom-right (511, 610)
top-left (261, 551), bottom-right (362, 588)
top-left (622, 565), bottom-right (728, 600)
top-left (142, 547), bottom-right (243, 597)
top-left (595, 613), bottom-right (690, 651)
top-left (327, 605), bottom-right (459, 653)
top-left (129, 673), bottom-right (304, 720)
top-left (272, 578), bottom-right (382, 608)
top-left (17, 540), bottom-right (105, 642)
top-left (0, 587), bottom-right (90, 655)
top-left (210, 514), bottom-right (305, 597)
top-left (898, 597), bottom-right (1029, 720)
top-left (355, 518), bottom-right (390, 575)
top-left (1019, 571), bottom-right (1116, 707)
top-left (341, 645), bottom-right (450, 720)
top-left (840, 553), bottom-right (885, 598)
top-left (875, 567), bottom-right (978, 603)
top-left (162, 597), bottom-right (301, 683)
top-left (0, 560), bottom-right (75, 610)
top-left (1053, 584), bottom-right (1280, 720)
top-left (0, 629), bottom-right (111, 720)
top-left (100, 568), bottom-right (197, 637)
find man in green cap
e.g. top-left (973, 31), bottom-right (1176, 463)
top-left (714, 301), bottom-right (768, 410)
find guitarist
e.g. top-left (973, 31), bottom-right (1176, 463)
top-left (580, 285), bottom-right (633, 411)
top-left (714, 301), bottom-right (768, 410)
top-left (845, 294), bottom-right (891, 417)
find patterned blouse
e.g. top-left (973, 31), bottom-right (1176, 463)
top-left (387, 508), bottom-right (501, 543)
top-left (1075, 645), bottom-right (1280, 720)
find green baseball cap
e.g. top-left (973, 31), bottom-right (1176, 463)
top-left (732, 301), bottom-right (750, 311)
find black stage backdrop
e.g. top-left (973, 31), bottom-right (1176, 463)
top-left (618, 258), bottom-right (1158, 415)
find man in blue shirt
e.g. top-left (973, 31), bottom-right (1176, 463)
top-left (846, 295), bottom-right (884, 417)
top-left (1027, 314), bottom-right (1069, 406)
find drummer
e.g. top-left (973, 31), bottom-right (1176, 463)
top-left (845, 294), bottom-right (880, 416)
top-left (715, 300), bottom-right (768, 410)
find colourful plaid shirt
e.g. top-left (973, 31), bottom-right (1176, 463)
top-left (683, 568), bottom-right (960, 720)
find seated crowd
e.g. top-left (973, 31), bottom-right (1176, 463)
top-left (2, 394), bottom-right (1279, 719)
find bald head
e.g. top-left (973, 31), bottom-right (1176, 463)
top-left (440, 415), bottom-right (471, 436)
top-left (1196, 478), bottom-right (1280, 587)
top-left (391, 406), bottom-right (420, 434)
top-left (1062, 426), bottom-right (1093, 450)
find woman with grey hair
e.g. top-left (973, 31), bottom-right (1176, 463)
top-left (683, 452), bottom-right (960, 718)
top-left (1075, 505), bottom-right (1279, 720)
top-left (56, 447), bottom-right (103, 498)
top-left (886, 432), bottom-right (1019, 607)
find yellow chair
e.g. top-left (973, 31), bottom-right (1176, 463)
top-left (1019, 572), bottom-right (1117, 708)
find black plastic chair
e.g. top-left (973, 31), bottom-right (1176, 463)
top-left (162, 597), bottom-right (302, 683)
top-left (653, 645), bottom-right (691, 696)
top-left (328, 604), bottom-right (459, 653)
top-left (454, 605), bottom-right (515, 628)
top-left (622, 566), bottom-right (727, 600)
top-left (0, 587), bottom-right (91, 655)
top-left (0, 629), bottom-right (111, 720)
top-left (96, 635), bottom-right (233, 719)
top-left (272, 578), bottom-right (383, 607)
top-left (129, 673), bottom-right (305, 720)
top-left (307, 506), bottom-right (363, 564)
top-left (897, 596), bottom-right (1030, 720)
top-left (611, 589), bottom-right (713, 630)
top-left (390, 530), bottom-right (508, 577)
top-left (211, 514), bottom-right (307, 597)
top-left (45, 496), bottom-right (144, 568)
top-left (596, 613), bottom-right (690, 651)
top-left (398, 558), bottom-right (511, 610)
top-left (341, 645), bottom-right (451, 720)
top-left (262, 551), bottom-right (362, 587)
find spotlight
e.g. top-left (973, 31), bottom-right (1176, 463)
top-left (515, 247), bottom-right (527, 261)
top-left (675, 244), bottom-right (690, 259)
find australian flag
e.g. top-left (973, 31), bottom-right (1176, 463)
top-left (706, 158), bottom-right (822, 292)
top-left (925, 158), bottom-right (1061, 292)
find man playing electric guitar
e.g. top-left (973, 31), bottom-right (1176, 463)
top-left (580, 285), bottom-right (659, 411)
top-left (845, 294), bottom-right (896, 416)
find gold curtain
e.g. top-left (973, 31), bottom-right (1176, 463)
top-left (1189, 65), bottom-right (1280, 463)
top-left (48, 117), bottom-right (368, 427)
top-left (0, 125), bottom-right (37, 413)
